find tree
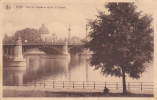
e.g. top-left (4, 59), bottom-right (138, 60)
top-left (85, 3), bottom-right (153, 93)
top-left (14, 28), bottom-right (41, 43)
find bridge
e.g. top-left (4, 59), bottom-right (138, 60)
top-left (3, 36), bottom-right (88, 62)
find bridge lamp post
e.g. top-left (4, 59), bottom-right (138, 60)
top-left (40, 37), bottom-right (41, 45)
top-left (25, 40), bottom-right (27, 44)
top-left (4, 33), bottom-right (7, 44)
top-left (68, 24), bottom-right (71, 44)
top-left (52, 38), bottom-right (55, 44)
top-left (86, 24), bottom-right (88, 41)
top-left (29, 35), bottom-right (31, 43)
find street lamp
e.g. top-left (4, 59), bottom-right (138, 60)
top-left (40, 37), bottom-right (41, 45)
top-left (25, 40), bottom-right (27, 44)
top-left (4, 33), bottom-right (7, 44)
top-left (86, 24), bottom-right (88, 41)
top-left (68, 24), bottom-right (71, 44)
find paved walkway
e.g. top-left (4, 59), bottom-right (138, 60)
top-left (3, 86), bottom-right (153, 94)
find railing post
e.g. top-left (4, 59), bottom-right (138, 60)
top-left (83, 82), bottom-right (84, 89)
top-left (44, 81), bottom-right (45, 88)
top-left (17, 82), bottom-right (18, 87)
top-left (116, 82), bottom-right (118, 90)
top-left (53, 81), bottom-right (54, 88)
top-left (94, 82), bottom-right (95, 89)
top-left (141, 82), bottom-right (142, 90)
top-left (128, 82), bottom-right (130, 90)
top-left (105, 82), bottom-right (106, 88)
top-left (73, 81), bottom-right (74, 88)
top-left (34, 81), bottom-right (36, 87)
top-left (63, 81), bottom-right (64, 88)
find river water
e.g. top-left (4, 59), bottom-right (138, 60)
top-left (3, 54), bottom-right (154, 87)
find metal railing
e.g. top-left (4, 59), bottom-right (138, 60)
top-left (3, 42), bottom-right (83, 45)
top-left (14, 81), bottom-right (153, 90)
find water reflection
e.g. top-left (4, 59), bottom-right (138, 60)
top-left (23, 54), bottom-right (71, 83)
top-left (3, 67), bottom-right (26, 86)
top-left (3, 54), bottom-right (153, 86)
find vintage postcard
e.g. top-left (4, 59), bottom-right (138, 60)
top-left (0, 0), bottom-right (156, 99)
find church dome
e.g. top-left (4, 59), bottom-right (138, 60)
top-left (38, 24), bottom-right (49, 34)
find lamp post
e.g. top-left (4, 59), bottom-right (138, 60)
top-left (25, 40), bottom-right (27, 44)
top-left (40, 37), bottom-right (41, 45)
top-left (86, 24), bottom-right (88, 41)
top-left (68, 24), bottom-right (71, 44)
top-left (4, 33), bottom-right (7, 44)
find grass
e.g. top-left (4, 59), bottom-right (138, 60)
top-left (3, 90), bottom-right (154, 97)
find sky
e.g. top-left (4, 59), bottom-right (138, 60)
top-left (3, 1), bottom-right (155, 39)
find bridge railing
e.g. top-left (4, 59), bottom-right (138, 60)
top-left (3, 42), bottom-right (83, 45)
top-left (13, 81), bottom-right (153, 90)
top-left (3, 42), bottom-right (16, 45)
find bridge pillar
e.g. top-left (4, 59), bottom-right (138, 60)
top-left (62, 41), bottom-right (68, 54)
top-left (62, 41), bottom-right (70, 57)
top-left (83, 49), bottom-right (90, 54)
top-left (14, 36), bottom-right (24, 60)
top-left (10, 36), bottom-right (26, 67)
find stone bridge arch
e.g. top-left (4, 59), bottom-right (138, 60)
top-left (23, 46), bottom-right (63, 55)
top-left (68, 46), bottom-right (84, 54)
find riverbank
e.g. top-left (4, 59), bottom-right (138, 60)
top-left (3, 90), bottom-right (153, 97)
top-left (3, 86), bottom-right (153, 97)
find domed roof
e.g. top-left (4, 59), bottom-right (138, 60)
top-left (38, 24), bottom-right (49, 34)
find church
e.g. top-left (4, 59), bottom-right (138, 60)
top-left (38, 24), bottom-right (57, 43)
top-left (38, 24), bottom-right (81, 44)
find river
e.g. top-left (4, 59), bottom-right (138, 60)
top-left (3, 54), bottom-right (154, 87)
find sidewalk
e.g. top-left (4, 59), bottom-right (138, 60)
top-left (3, 86), bottom-right (153, 94)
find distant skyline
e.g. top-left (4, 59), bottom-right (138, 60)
top-left (3, 1), bottom-right (154, 39)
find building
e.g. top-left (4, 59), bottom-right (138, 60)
top-left (71, 36), bottom-right (80, 44)
top-left (52, 33), bottom-right (57, 43)
top-left (38, 24), bottom-right (49, 41)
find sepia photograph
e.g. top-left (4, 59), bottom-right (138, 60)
top-left (1, 0), bottom-right (156, 99)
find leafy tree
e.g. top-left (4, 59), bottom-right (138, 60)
top-left (85, 3), bottom-right (153, 93)
top-left (3, 35), bottom-right (15, 44)
top-left (14, 28), bottom-right (41, 43)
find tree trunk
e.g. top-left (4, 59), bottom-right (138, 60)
top-left (122, 68), bottom-right (127, 94)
